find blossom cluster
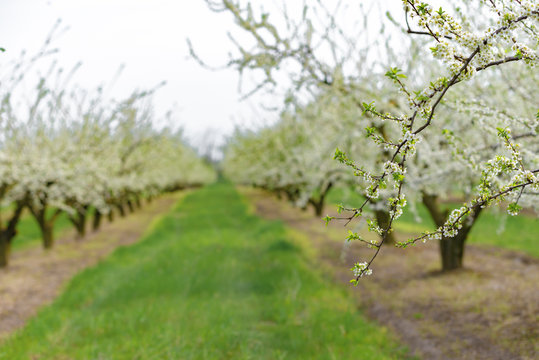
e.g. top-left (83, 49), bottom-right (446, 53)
top-left (351, 262), bottom-right (373, 278)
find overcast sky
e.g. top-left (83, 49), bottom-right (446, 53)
top-left (0, 0), bottom-right (271, 148)
top-left (0, 0), bottom-right (418, 152)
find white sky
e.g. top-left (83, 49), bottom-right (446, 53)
top-left (0, 0), bottom-right (264, 149)
top-left (0, 0), bottom-right (421, 151)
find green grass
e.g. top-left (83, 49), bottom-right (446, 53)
top-left (1, 183), bottom-right (408, 359)
top-left (327, 187), bottom-right (539, 257)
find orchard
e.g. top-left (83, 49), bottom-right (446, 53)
top-left (0, 1), bottom-right (537, 359)
top-left (0, 46), bottom-right (215, 267)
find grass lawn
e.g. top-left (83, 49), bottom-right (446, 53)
top-left (0, 183), bottom-right (409, 359)
top-left (327, 187), bottom-right (539, 257)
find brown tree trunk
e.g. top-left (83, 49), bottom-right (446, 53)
top-left (116, 204), bottom-right (126, 217)
top-left (93, 210), bottom-right (103, 231)
top-left (440, 235), bottom-right (465, 271)
top-left (0, 234), bottom-right (11, 268)
top-left (107, 209), bottom-right (115, 223)
top-left (422, 193), bottom-right (448, 227)
top-left (41, 223), bottom-right (54, 249)
top-left (0, 202), bottom-right (25, 268)
top-left (27, 200), bottom-right (64, 250)
top-left (309, 182), bottom-right (333, 217)
top-left (75, 219), bottom-right (86, 239)
top-left (126, 199), bottom-right (135, 213)
top-left (134, 196), bottom-right (142, 209)
top-left (29, 207), bottom-right (60, 250)
top-left (69, 208), bottom-right (88, 239)
top-left (311, 201), bottom-right (324, 216)
top-left (374, 209), bottom-right (396, 244)
top-left (422, 192), bottom-right (483, 272)
top-left (285, 190), bottom-right (295, 202)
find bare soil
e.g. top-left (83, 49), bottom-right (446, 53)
top-left (242, 187), bottom-right (539, 360)
top-left (0, 193), bottom-right (180, 340)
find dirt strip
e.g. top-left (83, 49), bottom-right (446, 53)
top-left (0, 193), bottom-right (181, 340)
top-left (242, 188), bottom-right (539, 360)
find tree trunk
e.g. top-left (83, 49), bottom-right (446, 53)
top-left (312, 201), bottom-right (324, 216)
top-left (285, 190), bottom-right (295, 202)
top-left (108, 209), bottom-right (115, 223)
top-left (440, 235), bottom-right (465, 271)
top-left (421, 193), bottom-right (448, 227)
top-left (309, 197), bottom-right (325, 217)
top-left (42, 223), bottom-right (54, 249)
top-left (93, 210), bottom-right (103, 231)
top-left (422, 192), bottom-right (483, 272)
top-left (374, 209), bottom-right (396, 244)
top-left (74, 219), bottom-right (86, 239)
top-left (134, 196), bottom-right (142, 209)
top-left (310, 181), bottom-right (333, 217)
top-left (0, 234), bottom-right (11, 268)
top-left (79, 210), bottom-right (87, 238)
top-left (28, 205), bottom-right (61, 250)
top-left (69, 208), bottom-right (87, 239)
top-left (126, 199), bottom-right (135, 213)
top-left (116, 204), bottom-right (126, 217)
top-left (0, 202), bottom-right (25, 268)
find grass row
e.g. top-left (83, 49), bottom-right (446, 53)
top-left (327, 188), bottom-right (539, 257)
top-left (1, 183), bottom-right (409, 359)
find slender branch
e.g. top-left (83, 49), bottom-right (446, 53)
top-left (413, 46), bottom-right (479, 134)
top-left (475, 56), bottom-right (521, 71)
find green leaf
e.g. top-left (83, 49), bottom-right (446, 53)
top-left (333, 148), bottom-right (347, 162)
top-left (507, 203), bottom-right (522, 215)
top-left (385, 67), bottom-right (406, 81)
top-left (361, 101), bottom-right (376, 115)
top-left (436, 7), bottom-right (445, 17)
top-left (418, 3), bottom-right (429, 15)
top-left (496, 127), bottom-right (509, 138)
top-left (323, 215), bottom-right (334, 226)
top-left (346, 230), bottom-right (361, 242)
top-left (365, 127), bottom-right (376, 137)
top-left (392, 173), bottom-right (404, 182)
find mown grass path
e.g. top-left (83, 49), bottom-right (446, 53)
top-left (1, 183), bottom-right (408, 359)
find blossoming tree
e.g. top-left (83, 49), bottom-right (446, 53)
top-left (0, 53), bottom-right (216, 267)
top-left (204, 0), bottom-right (538, 279)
